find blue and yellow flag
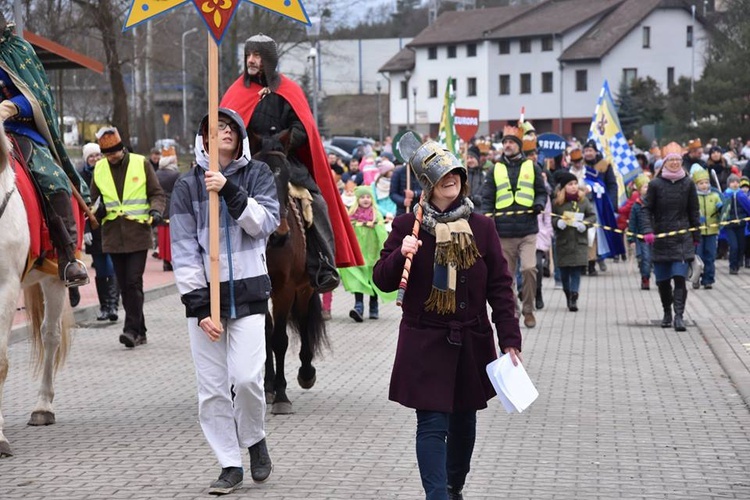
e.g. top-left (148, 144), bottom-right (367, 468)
top-left (587, 80), bottom-right (642, 205)
top-left (437, 78), bottom-right (460, 156)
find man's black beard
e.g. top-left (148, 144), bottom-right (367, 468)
top-left (248, 70), bottom-right (266, 86)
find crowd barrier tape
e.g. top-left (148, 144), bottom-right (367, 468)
top-left (483, 210), bottom-right (750, 240)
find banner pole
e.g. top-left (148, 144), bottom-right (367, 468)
top-left (208, 34), bottom-right (221, 327)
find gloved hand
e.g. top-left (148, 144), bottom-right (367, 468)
top-left (643, 233), bottom-right (656, 245)
top-left (149, 210), bottom-right (163, 227)
top-left (0, 100), bottom-right (18, 121)
top-left (83, 232), bottom-right (93, 247)
top-left (573, 221), bottom-right (587, 233)
top-left (556, 219), bottom-right (567, 230)
top-left (533, 204), bottom-right (543, 215)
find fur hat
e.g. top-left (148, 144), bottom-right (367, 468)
top-left (583, 139), bottom-right (598, 153)
top-left (557, 171), bottom-right (578, 189)
top-left (692, 169), bottom-right (709, 183)
top-left (243, 34), bottom-right (280, 91)
top-left (501, 125), bottom-right (523, 148)
top-left (82, 142), bottom-right (100, 162)
top-left (95, 127), bottom-right (124, 154)
top-left (569, 148), bottom-right (583, 162)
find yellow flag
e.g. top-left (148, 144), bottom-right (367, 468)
top-left (246, 0), bottom-right (310, 25)
top-left (124, 0), bottom-right (189, 29)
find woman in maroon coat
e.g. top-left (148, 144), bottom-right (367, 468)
top-left (373, 138), bottom-right (522, 500)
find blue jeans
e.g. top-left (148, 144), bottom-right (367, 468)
top-left (635, 241), bottom-right (652, 278)
top-left (725, 225), bottom-right (745, 271)
top-left (559, 266), bottom-right (582, 293)
top-left (92, 253), bottom-right (115, 278)
top-left (416, 410), bottom-right (477, 500)
top-left (697, 234), bottom-right (717, 285)
top-left (552, 238), bottom-right (561, 283)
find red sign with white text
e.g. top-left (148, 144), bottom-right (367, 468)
top-left (454, 108), bottom-right (480, 143)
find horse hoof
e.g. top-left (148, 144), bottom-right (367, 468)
top-left (272, 401), bottom-right (293, 415)
top-left (27, 411), bottom-right (55, 426)
top-left (298, 372), bottom-right (316, 390)
top-left (0, 441), bottom-right (13, 458)
top-left (265, 392), bottom-right (275, 404)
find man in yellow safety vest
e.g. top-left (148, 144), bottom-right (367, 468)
top-left (90, 127), bottom-right (165, 348)
top-left (480, 124), bottom-right (548, 328)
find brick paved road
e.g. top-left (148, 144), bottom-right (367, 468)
top-left (1, 261), bottom-right (749, 499)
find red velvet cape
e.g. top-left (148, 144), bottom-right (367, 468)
top-left (221, 75), bottom-right (363, 267)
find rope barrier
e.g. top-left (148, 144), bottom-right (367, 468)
top-left (482, 210), bottom-right (750, 240)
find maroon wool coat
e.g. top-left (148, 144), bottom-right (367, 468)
top-left (373, 206), bottom-right (522, 413)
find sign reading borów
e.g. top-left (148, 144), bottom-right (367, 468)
top-left (454, 108), bottom-right (480, 143)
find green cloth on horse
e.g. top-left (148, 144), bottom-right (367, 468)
top-left (0, 26), bottom-right (88, 201)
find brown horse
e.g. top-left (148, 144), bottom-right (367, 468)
top-left (251, 132), bottom-right (328, 415)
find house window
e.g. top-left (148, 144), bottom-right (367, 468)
top-left (498, 40), bottom-right (510, 54)
top-left (467, 77), bottom-right (477, 97)
top-left (687, 25), bottom-right (693, 47)
top-left (623, 68), bottom-right (638, 86)
top-left (400, 80), bottom-right (408, 99)
top-left (467, 43), bottom-right (477, 57)
top-left (520, 73), bottom-right (531, 94)
top-left (541, 36), bottom-right (553, 51)
top-left (575, 70), bottom-right (587, 91)
top-left (499, 74), bottom-right (510, 95)
top-left (520, 39), bottom-right (532, 53)
top-left (451, 78), bottom-right (457, 93)
top-left (643, 26), bottom-right (651, 48)
top-left (541, 72), bottom-right (553, 93)
top-left (429, 79), bottom-right (438, 98)
top-left (428, 46), bottom-right (437, 60)
top-left (447, 45), bottom-right (457, 58)
top-left (667, 67), bottom-right (675, 89)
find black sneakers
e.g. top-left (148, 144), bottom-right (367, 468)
top-left (209, 466), bottom-right (243, 495)
top-left (249, 438), bottom-right (273, 483)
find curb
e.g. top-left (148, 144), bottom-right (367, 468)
top-left (9, 283), bottom-right (178, 346)
top-left (695, 317), bottom-right (750, 410)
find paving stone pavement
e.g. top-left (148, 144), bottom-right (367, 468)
top-left (1, 259), bottom-right (750, 499)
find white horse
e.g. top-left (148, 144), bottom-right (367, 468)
top-left (0, 125), bottom-right (72, 458)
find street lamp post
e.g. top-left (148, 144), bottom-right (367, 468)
top-left (412, 87), bottom-right (417, 132)
top-left (376, 80), bottom-right (383, 143)
top-left (404, 70), bottom-right (411, 128)
top-left (181, 27), bottom-right (199, 144)
top-left (308, 47), bottom-right (318, 127)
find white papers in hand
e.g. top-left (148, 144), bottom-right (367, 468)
top-left (486, 354), bottom-right (539, 414)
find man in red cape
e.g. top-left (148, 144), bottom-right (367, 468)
top-left (221, 34), bottom-right (362, 293)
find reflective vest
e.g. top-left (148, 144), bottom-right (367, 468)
top-left (493, 160), bottom-right (536, 209)
top-left (94, 155), bottom-right (150, 224)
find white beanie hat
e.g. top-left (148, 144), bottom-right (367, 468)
top-left (82, 142), bottom-right (101, 162)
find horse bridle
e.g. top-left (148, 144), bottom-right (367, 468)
top-left (0, 183), bottom-right (16, 220)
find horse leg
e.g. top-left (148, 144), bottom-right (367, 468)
top-left (264, 311), bottom-right (275, 404)
top-left (270, 309), bottom-right (293, 415)
top-left (28, 279), bottom-right (66, 426)
top-left (296, 288), bottom-right (322, 390)
top-left (0, 277), bottom-right (21, 457)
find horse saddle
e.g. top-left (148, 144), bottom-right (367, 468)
top-left (288, 183), bottom-right (313, 228)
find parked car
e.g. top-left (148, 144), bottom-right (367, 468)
top-left (324, 143), bottom-right (352, 164)
top-left (330, 136), bottom-right (375, 157)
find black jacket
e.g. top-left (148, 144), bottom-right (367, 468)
top-left (466, 166), bottom-right (485, 213)
top-left (639, 174), bottom-right (700, 263)
top-left (390, 165), bottom-right (423, 216)
top-left (480, 154), bottom-right (548, 238)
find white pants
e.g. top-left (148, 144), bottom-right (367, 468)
top-left (188, 314), bottom-right (267, 468)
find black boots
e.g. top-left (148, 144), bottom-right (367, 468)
top-left (369, 295), bottom-right (379, 319)
top-left (47, 192), bottom-right (89, 287)
top-left (248, 438), bottom-right (273, 483)
top-left (587, 260), bottom-right (598, 276)
top-left (673, 286), bottom-right (687, 332)
top-left (350, 293), bottom-right (364, 322)
top-left (306, 193), bottom-right (340, 293)
top-left (95, 276), bottom-right (119, 321)
top-left (535, 288), bottom-right (544, 310)
top-left (563, 290), bottom-right (578, 312)
top-left (657, 281), bottom-right (673, 328)
top-left (209, 466), bottom-right (243, 495)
